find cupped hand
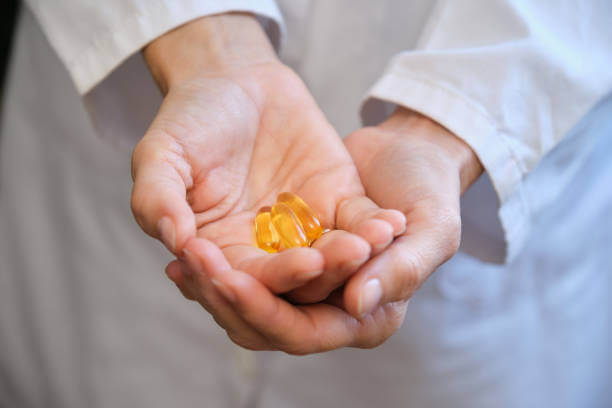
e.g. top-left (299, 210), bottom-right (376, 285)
top-left (342, 108), bottom-right (483, 319)
top-left (166, 237), bottom-right (408, 354)
top-left (162, 108), bottom-right (481, 354)
top-left (130, 14), bottom-right (405, 304)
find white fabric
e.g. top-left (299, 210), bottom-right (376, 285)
top-left (361, 0), bottom-right (612, 261)
top-left (1, 1), bottom-right (610, 407)
top-left (25, 0), bottom-right (284, 94)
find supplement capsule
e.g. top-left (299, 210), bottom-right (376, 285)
top-left (254, 207), bottom-right (280, 253)
top-left (271, 202), bottom-right (309, 249)
top-left (277, 192), bottom-right (323, 244)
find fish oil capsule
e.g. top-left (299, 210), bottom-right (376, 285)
top-left (277, 192), bottom-right (323, 244)
top-left (270, 202), bottom-right (308, 249)
top-left (254, 207), bottom-right (280, 253)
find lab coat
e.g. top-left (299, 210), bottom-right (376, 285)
top-left (1, 1), bottom-right (610, 407)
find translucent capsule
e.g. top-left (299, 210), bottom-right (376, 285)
top-left (270, 202), bottom-right (309, 249)
top-left (254, 207), bottom-right (280, 253)
top-left (277, 192), bottom-right (323, 244)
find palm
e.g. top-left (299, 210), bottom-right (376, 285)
top-left (336, 118), bottom-right (466, 318)
top-left (165, 112), bottom-right (466, 354)
top-left (133, 64), bottom-right (404, 301)
top-left (189, 73), bottom-right (362, 242)
top-left (346, 127), bottom-right (460, 214)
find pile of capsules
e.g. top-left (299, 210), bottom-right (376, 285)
top-left (254, 192), bottom-right (324, 253)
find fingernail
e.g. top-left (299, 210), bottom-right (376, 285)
top-left (298, 268), bottom-right (323, 281)
top-left (358, 279), bottom-right (383, 318)
top-left (158, 217), bottom-right (176, 252)
top-left (383, 209), bottom-right (407, 236)
top-left (212, 278), bottom-right (236, 303)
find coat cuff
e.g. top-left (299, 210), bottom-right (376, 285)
top-left (65, 0), bottom-right (284, 94)
top-left (361, 68), bottom-right (530, 262)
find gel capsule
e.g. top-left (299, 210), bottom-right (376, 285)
top-left (277, 192), bottom-right (323, 244)
top-left (254, 207), bottom-right (280, 253)
top-left (271, 202), bottom-right (309, 249)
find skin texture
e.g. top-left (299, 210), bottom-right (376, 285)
top-left (131, 14), bottom-right (483, 354)
top-left (341, 108), bottom-right (483, 318)
top-left (131, 15), bottom-right (405, 321)
top-left (162, 108), bottom-right (482, 354)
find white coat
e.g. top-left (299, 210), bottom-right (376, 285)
top-left (1, 1), bottom-right (610, 407)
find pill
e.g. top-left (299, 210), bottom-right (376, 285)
top-left (254, 207), bottom-right (280, 253)
top-left (271, 202), bottom-right (309, 248)
top-left (277, 192), bottom-right (323, 244)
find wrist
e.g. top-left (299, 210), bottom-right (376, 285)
top-left (144, 13), bottom-right (279, 94)
top-left (378, 107), bottom-right (483, 193)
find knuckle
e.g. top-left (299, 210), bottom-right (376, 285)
top-left (394, 251), bottom-right (424, 300)
top-left (427, 206), bottom-right (462, 260)
top-left (439, 212), bottom-right (462, 260)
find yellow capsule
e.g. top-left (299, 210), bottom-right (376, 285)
top-left (254, 207), bottom-right (280, 253)
top-left (277, 192), bottom-right (323, 244)
top-left (270, 202), bottom-right (308, 249)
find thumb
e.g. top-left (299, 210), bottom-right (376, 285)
top-left (131, 139), bottom-right (196, 255)
top-left (343, 206), bottom-right (461, 319)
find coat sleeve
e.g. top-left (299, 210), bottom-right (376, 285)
top-left (24, 0), bottom-right (284, 94)
top-left (361, 0), bottom-right (612, 261)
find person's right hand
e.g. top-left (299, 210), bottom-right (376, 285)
top-left (130, 14), bottom-right (405, 303)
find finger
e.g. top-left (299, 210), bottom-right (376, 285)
top-left (131, 136), bottom-right (196, 255)
top-left (323, 287), bottom-right (346, 309)
top-left (285, 230), bottom-right (370, 304)
top-left (195, 212), bottom-right (325, 293)
top-left (185, 239), bottom-right (406, 354)
top-left (186, 237), bottom-right (410, 353)
top-left (165, 260), bottom-right (197, 301)
top-left (343, 208), bottom-right (460, 319)
top-left (221, 245), bottom-right (324, 294)
top-left (174, 241), bottom-right (272, 350)
top-left (193, 257), bottom-right (362, 354)
top-left (335, 196), bottom-right (406, 255)
top-left (220, 269), bottom-right (409, 353)
top-left (349, 301), bottom-right (410, 349)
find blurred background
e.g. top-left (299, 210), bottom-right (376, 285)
top-left (0, 0), bottom-right (20, 102)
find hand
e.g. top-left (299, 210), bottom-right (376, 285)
top-left (342, 108), bottom-right (483, 318)
top-left (130, 14), bottom-right (405, 303)
top-left (165, 108), bottom-right (480, 355)
top-left (165, 237), bottom-right (409, 354)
